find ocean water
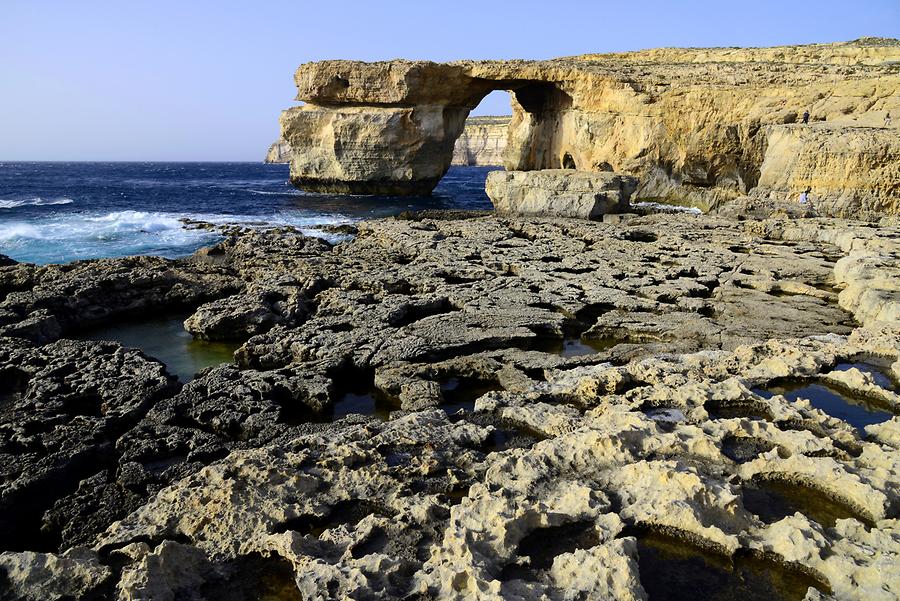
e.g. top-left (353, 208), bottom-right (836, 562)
top-left (0, 162), bottom-right (498, 265)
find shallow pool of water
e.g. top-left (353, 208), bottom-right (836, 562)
top-left (529, 335), bottom-right (619, 357)
top-left (753, 381), bottom-right (893, 433)
top-left (634, 531), bottom-right (824, 601)
top-left (741, 478), bottom-right (868, 528)
top-left (80, 314), bottom-right (239, 382)
top-left (327, 390), bottom-right (396, 422)
top-left (440, 377), bottom-right (504, 415)
top-left (833, 361), bottom-right (897, 392)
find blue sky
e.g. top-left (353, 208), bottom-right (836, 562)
top-left (1, 0), bottom-right (897, 161)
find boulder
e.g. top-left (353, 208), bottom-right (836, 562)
top-left (486, 170), bottom-right (637, 219)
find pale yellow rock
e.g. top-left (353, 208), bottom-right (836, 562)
top-left (0, 548), bottom-right (111, 601)
top-left (486, 170), bottom-right (637, 219)
top-left (451, 116), bottom-right (509, 166)
top-left (267, 115), bottom-right (510, 166)
top-left (279, 39), bottom-right (900, 216)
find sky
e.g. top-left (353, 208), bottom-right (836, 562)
top-left (1, 0), bottom-right (898, 161)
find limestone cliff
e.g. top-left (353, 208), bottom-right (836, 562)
top-left (264, 139), bottom-right (291, 163)
top-left (451, 116), bottom-right (509, 165)
top-left (266, 116), bottom-right (509, 166)
top-left (278, 38), bottom-right (900, 216)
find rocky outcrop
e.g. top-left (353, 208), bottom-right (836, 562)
top-left (266, 116), bottom-right (510, 166)
top-left (486, 170), bottom-right (637, 218)
top-left (264, 139), bottom-right (291, 163)
top-left (279, 38), bottom-right (900, 216)
top-left (451, 116), bottom-right (509, 166)
top-left (1, 209), bottom-right (898, 598)
top-left (751, 125), bottom-right (900, 218)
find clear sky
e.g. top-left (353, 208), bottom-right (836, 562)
top-left (1, 0), bottom-right (898, 161)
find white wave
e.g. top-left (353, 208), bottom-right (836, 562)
top-left (0, 208), bottom-right (359, 264)
top-left (245, 189), bottom-right (300, 196)
top-left (0, 197), bottom-right (74, 209)
top-left (0, 223), bottom-right (45, 241)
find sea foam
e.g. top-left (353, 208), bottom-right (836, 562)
top-left (0, 197), bottom-right (74, 209)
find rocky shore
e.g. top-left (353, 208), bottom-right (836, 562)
top-left (1, 205), bottom-right (898, 599)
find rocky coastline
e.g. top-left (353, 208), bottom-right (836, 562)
top-left (2, 37), bottom-right (900, 601)
top-left (1, 202), bottom-right (898, 599)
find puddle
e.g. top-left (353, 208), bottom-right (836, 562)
top-left (501, 521), bottom-right (600, 581)
top-left (327, 389), bottom-right (396, 422)
top-left (833, 361), bottom-right (897, 392)
top-left (634, 531), bottom-right (825, 601)
top-left (439, 377), bottom-right (503, 414)
top-left (721, 435), bottom-right (777, 464)
top-left (485, 425), bottom-right (545, 452)
top-left (199, 553), bottom-right (302, 601)
top-left (642, 408), bottom-right (687, 433)
top-left (741, 478), bottom-right (869, 528)
top-left (79, 313), bottom-right (240, 382)
top-left (753, 381), bottom-right (894, 434)
top-left (529, 335), bottom-right (619, 357)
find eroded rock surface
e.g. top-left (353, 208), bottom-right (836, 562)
top-left (266, 115), bottom-right (510, 167)
top-left (486, 170), bottom-right (637, 219)
top-left (1, 211), bottom-right (898, 599)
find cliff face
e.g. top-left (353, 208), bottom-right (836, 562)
top-left (278, 38), bottom-right (900, 216)
top-left (266, 116), bottom-right (510, 166)
top-left (264, 139), bottom-right (292, 163)
top-left (451, 116), bottom-right (509, 166)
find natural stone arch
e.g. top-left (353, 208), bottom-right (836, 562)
top-left (279, 46), bottom-right (900, 217)
top-left (279, 62), bottom-right (577, 195)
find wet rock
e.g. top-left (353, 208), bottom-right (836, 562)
top-left (0, 210), bottom-right (897, 597)
top-left (184, 289), bottom-right (309, 342)
top-left (0, 339), bottom-right (179, 552)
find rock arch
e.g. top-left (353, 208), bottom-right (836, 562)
top-left (279, 61), bottom-right (578, 195)
top-left (279, 43), bottom-right (900, 217)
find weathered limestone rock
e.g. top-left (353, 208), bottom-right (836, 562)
top-left (0, 548), bottom-right (110, 601)
top-left (267, 115), bottom-right (510, 166)
top-left (1, 208), bottom-right (898, 598)
top-left (451, 116), bottom-right (509, 166)
top-left (264, 139), bottom-right (291, 163)
top-left (280, 103), bottom-right (468, 194)
top-left (486, 169), bottom-right (637, 218)
top-left (279, 39), bottom-right (900, 217)
top-left (754, 125), bottom-right (900, 219)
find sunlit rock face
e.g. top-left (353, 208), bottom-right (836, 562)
top-left (279, 39), bottom-right (900, 216)
top-left (268, 116), bottom-right (510, 167)
top-left (451, 116), bottom-right (509, 166)
top-left (486, 170), bottom-right (637, 219)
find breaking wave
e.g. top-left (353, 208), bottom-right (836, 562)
top-left (0, 209), bottom-right (356, 264)
top-left (0, 197), bottom-right (74, 209)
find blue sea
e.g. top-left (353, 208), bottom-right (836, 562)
top-left (0, 163), bottom-right (497, 265)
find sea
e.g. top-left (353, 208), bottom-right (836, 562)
top-left (0, 162), bottom-right (498, 265)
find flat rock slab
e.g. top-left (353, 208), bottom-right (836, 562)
top-left (486, 169), bottom-right (638, 219)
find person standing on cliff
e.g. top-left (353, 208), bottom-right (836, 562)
top-left (798, 187), bottom-right (812, 205)
top-left (802, 110), bottom-right (810, 124)
top-left (886, 112), bottom-right (893, 127)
